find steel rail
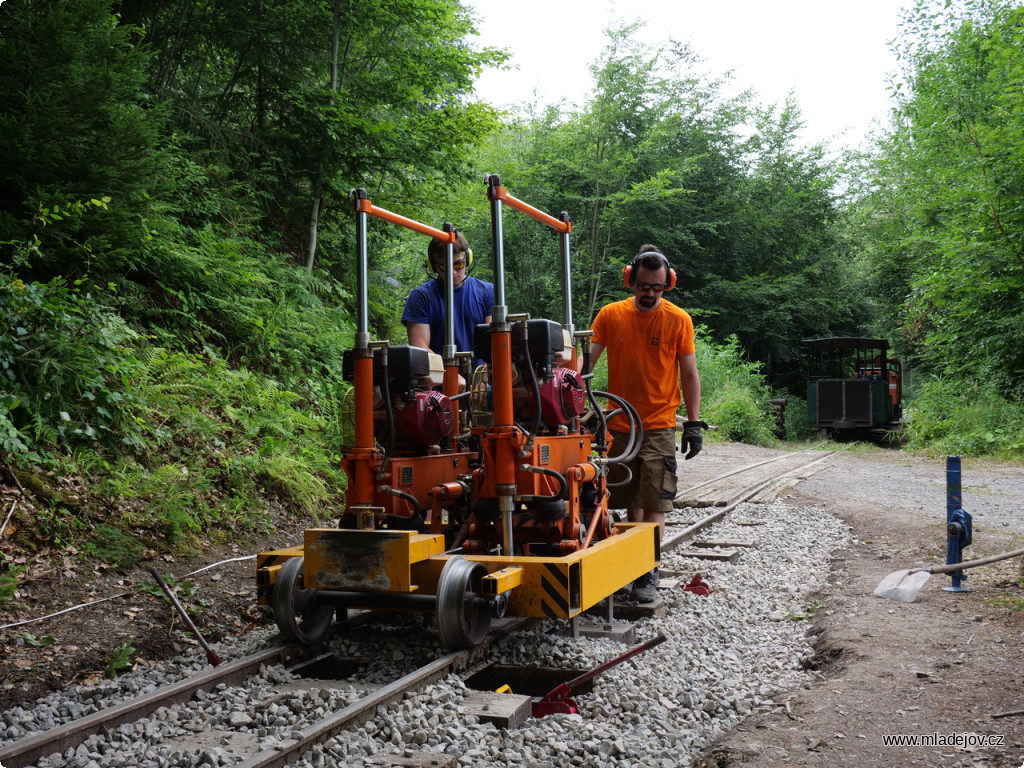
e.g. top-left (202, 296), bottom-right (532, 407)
top-left (664, 450), bottom-right (837, 553)
top-left (674, 442), bottom-right (828, 501)
top-left (0, 615), bottom-right (529, 768)
top-left (0, 642), bottom-right (319, 768)
top-left (230, 617), bottom-right (531, 768)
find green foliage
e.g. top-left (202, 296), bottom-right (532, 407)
top-left (0, 564), bottom-right (25, 610)
top-left (988, 596), bottom-right (1024, 613)
top-left (476, 23), bottom-right (857, 395)
top-left (97, 347), bottom-right (346, 540)
top-left (0, 0), bottom-right (169, 278)
top-left (115, 0), bottom-right (506, 270)
top-left (903, 377), bottom-right (1024, 458)
top-left (859, 0), bottom-right (1024, 397)
top-left (19, 633), bottom-right (57, 648)
top-left (785, 597), bottom-right (827, 621)
top-left (0, 271), bottom-right (145, 454)
top-left (696, 331), bottom-right (777, 446)
top-left (32, 506), bottom-right (89, 552)
top-left (104, 641), bottom-right (136, 679)
top-left (81, 523), bottom-right (146, 570)
top-left (140, 573), bottom-right (212, 618)
top-left (781, 396), bottom-right (814, 442)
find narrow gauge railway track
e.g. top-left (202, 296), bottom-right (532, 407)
top-left (0, 615), bottom-right (528, 768)
top-left (0, 640), bottom-right (321, 768)
top-left (3, 449), bottom-right (838, 768)
top-left (664, 446), bottom-right (839, 554)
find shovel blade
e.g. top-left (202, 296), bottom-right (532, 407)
top-left (873, 569), bottom-right (931, 603)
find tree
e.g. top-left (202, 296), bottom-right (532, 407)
top-left (482, 25), bottom-right (853, 392)
top-left (116, 0), bottom-right (507, 269)
top-left (0, 0), bottom-right (169, 279)
top-left (862, 0), bottom-right (1024, 395)
top-left (700, 98), bottom-right (863, 389)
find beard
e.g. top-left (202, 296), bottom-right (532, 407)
top-left (637, 294), bottom-right (657, 309)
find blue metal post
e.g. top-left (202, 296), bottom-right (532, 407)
top-left (944, 455), bottom-right (972, 592)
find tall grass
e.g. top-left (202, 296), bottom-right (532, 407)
top-left (904, 377), bottom-right (1024, 459)
top-left (695, 331), bottom-right (778, 446)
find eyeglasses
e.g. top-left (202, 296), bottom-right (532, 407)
top-left (635, 281), bottom-right (667, 293)
top-left (431, 259), bottom-right (467, 271)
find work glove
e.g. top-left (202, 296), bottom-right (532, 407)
top-left (681, 420), bottom-right (709, 460)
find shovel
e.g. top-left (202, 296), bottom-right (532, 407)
top-left (874, 546), bottom-right (1024, 603)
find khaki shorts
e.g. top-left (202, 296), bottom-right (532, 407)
top-left (606, 428), bottom-right (678, 512)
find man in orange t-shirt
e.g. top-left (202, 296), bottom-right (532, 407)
top-left (590, 245), bottom-right (706, 602)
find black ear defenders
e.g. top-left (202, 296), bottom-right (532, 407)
top-left (427, 248), bottom-right (473, 275)
top-left (622, 251), bottom-right (677, 290)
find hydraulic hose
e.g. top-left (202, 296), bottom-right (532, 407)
top-left (376, 486), bottom-right (420, 515)
top-left (607, 463), bottom-right (633, 489)
top-left (519, 464), bottom-right (569, 501)
top-left (594, 390), bottom-right (642, 465)
top-left (582, 372), bottom-right (610, 453)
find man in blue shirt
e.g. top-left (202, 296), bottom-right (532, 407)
top-left (402, 232), bottom-right (494, 387)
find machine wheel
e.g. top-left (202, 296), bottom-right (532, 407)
top-left (270, 556), bottom-right (334, 645)
top-left (436, 556), bottom-right (491, 650)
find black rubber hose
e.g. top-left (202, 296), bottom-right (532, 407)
top-left (583, 373), bottom-right (610, 452)
top-left (606, 462), bottom-right (634, 489)
top-left (520, 465), bottom-right (569, 500)
top-left (389, 489), bottom-right (420, 515)
top-left (593, 390), bottom-right (642, 464)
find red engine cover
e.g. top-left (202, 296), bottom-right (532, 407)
top-left (538, 367), bottom-right (585, 426)
top-left (393, 391), bottom-right (455, 446)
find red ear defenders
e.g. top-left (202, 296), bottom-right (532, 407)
top-left (622, 252), bottom-right (677, 290)
top-left (427, 248), bottom-right (473, 274)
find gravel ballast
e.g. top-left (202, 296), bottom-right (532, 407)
top-left (1, 498), bottom-right (852, 767)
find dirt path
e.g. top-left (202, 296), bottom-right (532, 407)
top-left (692, 443), bottom-right (1024, 768)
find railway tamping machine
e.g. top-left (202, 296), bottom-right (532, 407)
top-left (257, 176), bottom-right (659, 649)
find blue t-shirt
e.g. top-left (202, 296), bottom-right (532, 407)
top-left (401, 276), bottom-right (494, 360)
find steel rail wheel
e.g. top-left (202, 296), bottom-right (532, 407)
top-left (436, 556), bottom-right (491, 650)
top-left (270, 556), bottom-right (334, 645)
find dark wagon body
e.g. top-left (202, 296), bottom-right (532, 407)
top-left (803, 337), bottom-right (903, 439)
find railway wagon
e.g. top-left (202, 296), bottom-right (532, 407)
top-left (803, 337), bottom-right (902, 440)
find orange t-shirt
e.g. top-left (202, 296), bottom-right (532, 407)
top-left (590, 298), bottom-right (695, 431)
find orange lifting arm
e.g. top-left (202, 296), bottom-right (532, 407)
top-left (352, 196), bottom-right (456, 243)
top-left (488, 183), bottom-right (572, 234)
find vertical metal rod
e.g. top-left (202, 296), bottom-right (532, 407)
top-left (354, 192), bottom-right (369, 339)
top-left (440, 223), bottom-right (461, 435)
top-left (487, 175), bottom-right (515, 557)
top-left (559, 212), bottom-right (574, 338)
top-left (946, 455), bottom-right (966, 590)
top-left (946, 455), bottom-right (962, 516)
top-left (349, 190), bottom-right (378, 504)
top-left (487, 175), bottom-right (507, 321)
top-left (442, 222), bottom-right (457, 363)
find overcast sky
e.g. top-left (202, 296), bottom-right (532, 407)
top-left (469, 0), bottom-right (908, 149)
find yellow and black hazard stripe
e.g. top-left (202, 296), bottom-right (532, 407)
top-left (540, 563), bottom-right (570, 618)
